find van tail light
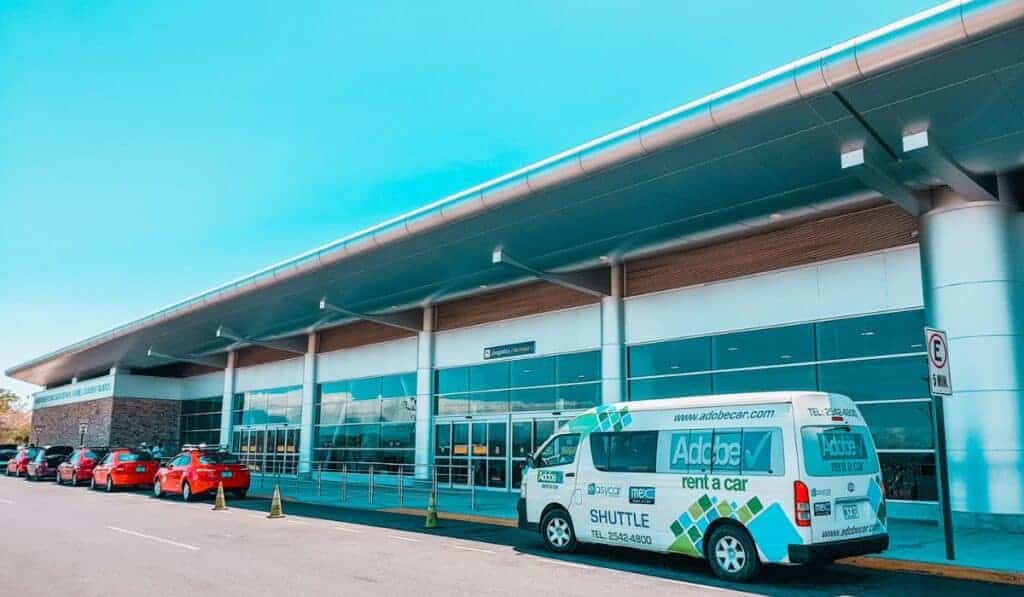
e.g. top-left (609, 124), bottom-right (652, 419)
top-left (794, 480), bottom-right (812, 527)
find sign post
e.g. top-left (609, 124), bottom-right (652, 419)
top-left (925, 327), bottom-right (955, 560)
top-left (78, 423), bottom-right (88, 447)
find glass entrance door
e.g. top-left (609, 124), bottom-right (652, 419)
top-left (232, 426), bottom-right (300, 474)
top-left (435, 414), bottom-right (568, 491)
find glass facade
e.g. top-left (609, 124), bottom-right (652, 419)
top-left (313, 372), bottom-right (417, 471)
top-left (626, 309), bottom-right (936, 502)
top-left (231, 386), bottom-right (303, 474)
top-left (434, 350), bottom-right (602, 416)
top-left (179, 397), bottom-right (223, 448)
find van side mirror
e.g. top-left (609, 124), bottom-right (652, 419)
top-left (524, 455), bottom-right (534, 469)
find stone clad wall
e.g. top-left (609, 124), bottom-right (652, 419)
top-left (109, 398), bottom-right (182, 451)
top-left (30, 398), bottom-right (114, 446)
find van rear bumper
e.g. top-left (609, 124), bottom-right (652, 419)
top-left (517, 498), bottom-right (537, 532)
top-left (788, 533), bottom-right (889, 564)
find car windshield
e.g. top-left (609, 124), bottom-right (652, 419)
top-left (25, 448), bottom-right (39, 459)
top-left (199, 452), bottom-right (239, 464)
top-left (119, 451), bottom-right (154, 462)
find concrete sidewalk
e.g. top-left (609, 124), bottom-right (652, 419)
top-left (249, 475), bottom-right (1024, 585)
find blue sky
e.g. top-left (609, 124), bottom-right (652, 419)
top-left (0, 0), bottom-right (939, 397)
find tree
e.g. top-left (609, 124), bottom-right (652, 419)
top-left (0, 388), bottom-right (21, 413)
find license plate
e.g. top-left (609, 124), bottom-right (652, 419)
top-left (842, 504), bottom-right (860, 520)
top-left (221, 471), bottom-right (233, 478)
top-left (135, 466), bottom-right (146, 473)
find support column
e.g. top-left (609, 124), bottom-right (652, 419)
top-left (218, 351), bottom-right (236, 449)
top-left (601, 263), bottom-right (625, 405)
top-left (918, 187), bottom-right (1024, 526)
top-left (414, 306), bottom-right (435, 479)
top-left (298, 332), bottom-right (318, 475)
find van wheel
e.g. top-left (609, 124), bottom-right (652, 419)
top-left (707, 524), bottom-right (760, 582)
top-left (541, 508), bottom-right (577, 553)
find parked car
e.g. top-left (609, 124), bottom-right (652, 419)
top-left (55, 446), bottom-right (109, 486)
top-left (26, 445), bottom-right (74, 481)
top-left (5, 447), bottom-right (40, 477)
top-left (153, 448), bottom-right (250, 501)
top-left (90, 448), bottom-right (160, 492)
top-left (0, 444), bottom-right (18, 467)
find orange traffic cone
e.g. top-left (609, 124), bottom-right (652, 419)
top-left (212, 481), bottom-right (227, 511)
top-left (267, 483), bottom-right (285, 519)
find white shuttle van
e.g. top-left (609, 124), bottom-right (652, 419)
top-left (517, 392), bottom-right (888, 582)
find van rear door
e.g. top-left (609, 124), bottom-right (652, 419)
top-left (799, 424), bottom-right (886, 543)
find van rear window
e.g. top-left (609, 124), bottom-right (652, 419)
top-left (800, 426), bottom-right (879, 476)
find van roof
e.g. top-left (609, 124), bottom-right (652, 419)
top-left (598, 391), bottom-right (830, 414)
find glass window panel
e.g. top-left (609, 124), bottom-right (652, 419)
top-left (286, 406), bottom-right (302, 425)
top-left (628, 337), bottom-right (711, 378)
top-left (435, 393), bottom-right (469, 417)
top-left (469, 390), bottom-right (509, 414)
top-left (471, 423), bottom-right (487, 457)
top-left (816, 310), bottom-right (926, 360)
top-left (382, 373), bottom-right (417, 398)
top-left (320, 380), bottom-right (350, 399)
top-left (344, 396), bottom-right (381, 423)
top-left (381, 423), bottom-right (415, 449)
top-left (510, 357), bottom-right (555, 389)
top-left (512, 460), bottom-right (527, 489)
top-left (452, 424), bottom-right (469, 458)
top-left (534, 420), bottom-right (555, 451)
top-left (880, 452), bottom-right (937, 501)
top-left (556, 383), bottom-right (601, 410)
top-left (343, 424), bottom-right (380, 449)
top-left (605, 431), bottom-right (658, 473)
top-left (713, 365), bottom-right (816, 394)
top-left (470, 362), bottom-right (510, 391)
top-left (488, 422), bottom-right (507, 457)
top-left (628, 374), bottom-right (712, 401)
top-left (859, 401), bottom-right (934, 450)
top-left (381, 395), bottom-right (416, 422)
top-left (556, 351), bottom-right (601, 384)
top-left (436, 367), bottom-right (469, 395)
top-left (318, 399), bottom-right (343, 426)
top-left (713, 324), bottom-right (815, 370)
top-left (349, 377), bottom-right (382, 400)
top-left (511, 422), bottom-right (532, 458)
top-left (510, 387), bottom-right (556, 412)
top-left (817, 356), bottom-right (929, 401)
top-left (435, 424), bottom-right (451, 457)
top-left (688, 429), bottom-right (713, 474)
top-left (488, 459), bottom-right (506, 488)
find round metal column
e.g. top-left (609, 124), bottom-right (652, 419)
top-left (919, 188), bottom-right (1024, 522)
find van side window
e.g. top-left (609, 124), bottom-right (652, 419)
top-left (535, 434), bottom-right (580, 468)
top-left (662, 427), bottom-right (784, 476)
top-left (591, 431), bottom-right (658, 473)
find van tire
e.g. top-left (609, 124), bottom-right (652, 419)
top-left (540, 508), bottom-right (577, 554)
top-left (707, 523), bottom-right (760, 582)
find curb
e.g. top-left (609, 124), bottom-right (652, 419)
top-left (383, 507), bottom-right (517, 528)
top-left (839, 555), bottom-right (1024, 586)
top-left (247, 492), bottom-right (1021, 586)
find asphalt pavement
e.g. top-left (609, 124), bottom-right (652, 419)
top-left (0, 475), bottom-right (1020, 597)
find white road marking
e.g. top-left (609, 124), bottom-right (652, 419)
top-left (387, 534), bottom-right (421, 543)
top-left (0, 497), bottom-right (14, 504)
top-left (331, 525), bottom-right (364, 534)
top-left (107, 526), bottom-right (200, 551)
top-left (447, 543), bottom-right (495, 554)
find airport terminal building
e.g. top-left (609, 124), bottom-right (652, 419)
top-left (9, 1), bottom-right (1024, 530)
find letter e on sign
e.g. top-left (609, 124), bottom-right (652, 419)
top-left (925, 327), bottom-right (952, 396)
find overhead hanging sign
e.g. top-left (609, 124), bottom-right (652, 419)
top-left (483, 341), bottom-right (536, 360)
top-left (925, 327), bottom-right (952, 396)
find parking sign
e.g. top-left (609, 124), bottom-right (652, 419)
top-left (925, 327), bottom-right (952, 396)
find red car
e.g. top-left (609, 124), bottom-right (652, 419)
top-left (55, 447), bottom-right (109, 486)
top-left (26, 445), bottom-right (74, 481)
top-left (90, 448), bottom-right (160, 492)
top-left (5, 447), bottom-right (40, 477)
top-left (153, 448), bottom-right (250, 501)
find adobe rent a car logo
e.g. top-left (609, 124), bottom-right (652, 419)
top-left (537, 470), bottom-right (563, 484)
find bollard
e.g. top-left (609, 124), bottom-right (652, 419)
top-left (342, 463), bottom-right (348, 502)
top-left (267, 483), bottom-right (285, 519)
top-left (317, 463), bottom-right (322, 497)
top-left (398, 465), bottom-right (404, 508)
top-left (425, 487), bottom-right (438, 529)
top-left (212, 481), bottom-right (227, 511)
